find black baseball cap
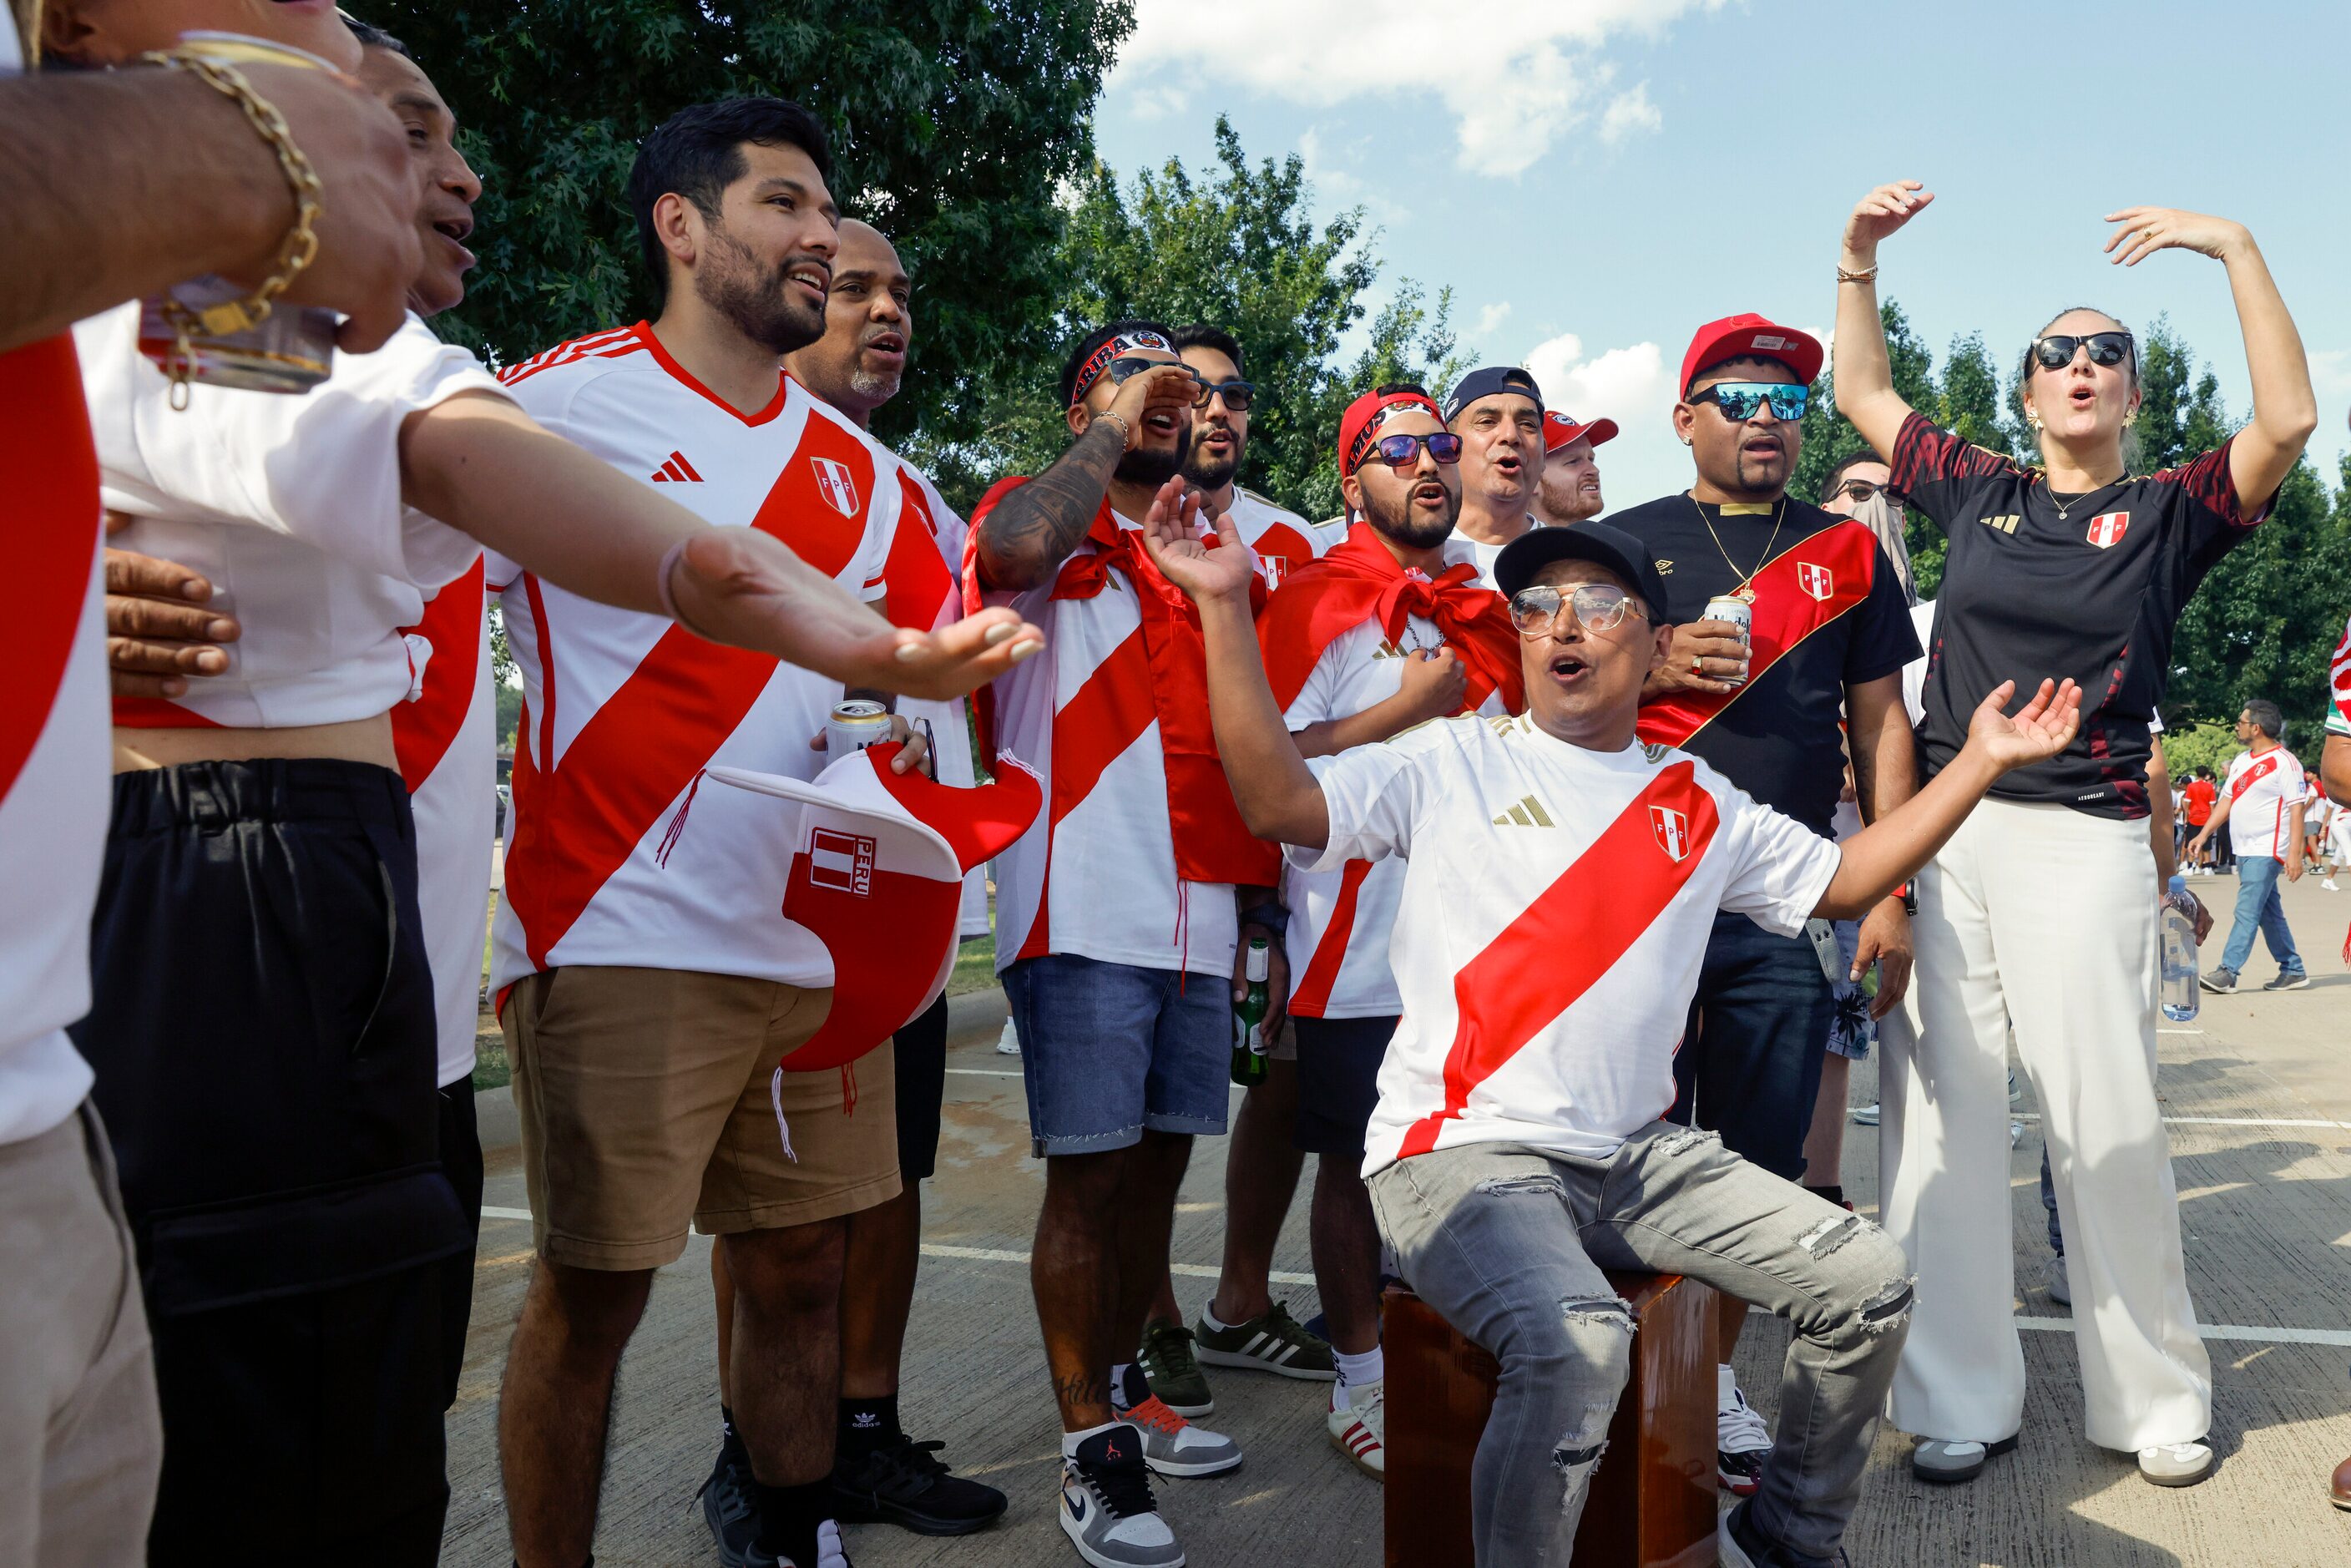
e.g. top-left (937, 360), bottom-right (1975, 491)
top-left (1491, 522), bottom-right (1675, 625)
top-left (1442, 366), bottom-right (1545, 424)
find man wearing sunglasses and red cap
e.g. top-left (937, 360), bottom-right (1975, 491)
top-left (1610, 312), bottom-right (1923, 1500)
top-left (1532, 409), bottom-right (1619, 528)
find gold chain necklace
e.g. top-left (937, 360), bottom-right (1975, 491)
top-left (1691, 495), bottom-right (1785, 602)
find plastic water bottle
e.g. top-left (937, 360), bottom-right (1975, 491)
top-left (2159, 874), bottom-right (2199, 1023)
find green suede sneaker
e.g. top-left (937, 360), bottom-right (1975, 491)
top-left (1136, 1320), bottom-right (1216, 1418)
top-left (1193, 1301), bottom-right (1336, 1382)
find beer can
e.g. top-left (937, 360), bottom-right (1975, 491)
top-left (826, 700), bottom-right (892, 757)
top-left (136, 33), bottom-right (341, 398)
top-left (1702, 594), bottom-right (1752, 686)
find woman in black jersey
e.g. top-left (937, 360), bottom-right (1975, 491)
top-left (1831, 180), bottom-right (2316, 1491)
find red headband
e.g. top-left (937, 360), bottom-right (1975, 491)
top-left (1338, 389), bottom-right (1444, 478)
top-left (1069, 328), bottom-right (1176, 406)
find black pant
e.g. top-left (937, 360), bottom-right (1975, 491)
top-left (1668, 909), bottom-right (1836, 1181)
top-left (73, 760), bottom-right (468, 1566)
top-left (892, 994), bottom-right (950, 1182)
top-left (437, 1078), bottom-right (483, 1409)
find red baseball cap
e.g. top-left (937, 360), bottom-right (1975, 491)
top-left (1678, 313), bottom-right (1823, 397)
top-left (1542, 410), bottom-right (1620, 453)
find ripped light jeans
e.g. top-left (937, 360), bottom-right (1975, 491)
top-left (1367, 1123), bottom-right (1913, 1567)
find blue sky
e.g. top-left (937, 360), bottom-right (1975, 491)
top-left (1095, 0), bottom-right (2351, 511)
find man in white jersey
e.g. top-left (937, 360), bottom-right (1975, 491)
top-left (490, 99), bottom-right (1009, 1568)
top-left (966, 319), bottom-right (1270, 1567)
top-left (2190, 696), bottom-right (2311, 993)
top-left (1253, 384), bottom-right (1525, 1478)
top-left (1530, 408), bottom-right (1616, 527)
top-left (1139, 497), bottom-right (2084, 1568)
top-left (1131, 321), bottom-right (1341, 1420)
top-left (0, 12), bottom-right (425, 1561)
top-left (690, 217), bottom-right (1009, 1552)
top-left (1443, 365), bottom-right (1546, 581)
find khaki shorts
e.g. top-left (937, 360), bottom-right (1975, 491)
top-left (504, 966), bottom-right (900, 1269)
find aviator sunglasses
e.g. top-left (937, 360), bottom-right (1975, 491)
top-left (1368, 431), bottom-right (1463, 468)
top-left (2032, 331), bottom-right (2135, 372)
top-left (1688, 382), bottom-right (1808, 422)
top-left (1509, 583), bottom-right (1647, 638)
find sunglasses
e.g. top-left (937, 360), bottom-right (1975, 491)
top-left (2032, 331), bottom-right (2134, 372)
top-left (1509, 582), bottom-right (1646, 638)
top-left (1688, 382), bottom-right (1808, 422)
top-left (1098, 357), bottom-right (1195, 389)
top-left (1368, 431), bottom-right (1463, 468)
top-left (1832, 478), bottom-right (1899, 506)
top-left (1192, 377), bottom-right (1255, 412)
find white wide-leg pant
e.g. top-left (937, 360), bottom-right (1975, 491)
top-left (1878, 797), bottom-right (2210, 1451)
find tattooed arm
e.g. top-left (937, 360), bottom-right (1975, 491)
top-left (973, 419), bottom-right (1125, 591)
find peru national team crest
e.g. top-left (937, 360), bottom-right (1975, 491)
top-left (811, 456), bottom-right (861, 518)
top-left (1795, 561), bottom-right (1834, 601)
top-left (1651, 805), bottom-right (1691, 862)
top-left (2086, 510), bottom-right (2131, 549)
top-left (1258, 554), bottom-right (1289, 589)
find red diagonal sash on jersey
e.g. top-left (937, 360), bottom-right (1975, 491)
top-left (879, 468), bottom-right (955, 632)
top-left (1287, 857), bottom-right (1373, 1019)
top-left (2229, 751), bottom-right (2279, 802)
top-left (1636, 521), bottom-right (1879, 749)
top-left (392, 557), bottom-right (487, 792)
top-left (3, 336), bottom-right (102, 804)
top-left (503, 415), bottom-right (877, 969)
top-left (1396, 762), bottom-right (1721, 1160)
top-left (1010, 628), bottom-right (1158, 961)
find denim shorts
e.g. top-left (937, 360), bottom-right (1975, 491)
top-left (1002, 954), bottom-right (1233, 1157)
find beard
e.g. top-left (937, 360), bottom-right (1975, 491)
top-left (847, 362), bottom-right (902, 403)
top-left (693, 224), bottom-right (827, 357)
top-left (1538, 471), bottom-right (1599, 521)
top-left (1115, 422), bottom-right (1191, 488)
top-left (1181, 436), bottom-right (1241, 493)
top-left (1363, 478), bottom-right (1457, 549)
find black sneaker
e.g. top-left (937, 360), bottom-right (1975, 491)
top-left (1717, 1498), bottom-right (1849, 1568)
top-left (832, 1433), bottom-right (1008, 1536)
top-left (2263, 970), bottom-right (2312, 991)
top-left (699, 1440), bottom-right (761, 1568)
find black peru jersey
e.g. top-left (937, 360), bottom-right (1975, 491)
top-left (1890, 412), bottom-right (2264, 820)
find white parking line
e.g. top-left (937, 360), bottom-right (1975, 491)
top-left (2010, 1112), bottom-right (2351, 1131)
top-left (945, 1068), bottom-right (1024, 1080)
top-left (2019, 1317), bottom-right (2351, 1348)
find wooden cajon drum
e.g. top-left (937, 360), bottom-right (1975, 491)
top-left (1383, 1273), bottom-right (1718, 1568)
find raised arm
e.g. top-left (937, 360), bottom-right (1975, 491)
top-left (1132, 482), bottom-right (1331, 849)
top-left (2104, 208), bottom-right (2317, 510)
top-left (1833, 180), bottom-right (1936, 461)
top-left (0, 63), bottom-right (420, 355)
top-left (1817, 679), bottom-right (2081, 918)
top-left (399, 392), bottom-right (1042, 701)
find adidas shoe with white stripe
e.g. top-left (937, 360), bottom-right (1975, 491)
top-left (1191, 1302), bottom-right (1334, 1382)
top-left (1327, 1378), bottom-right (1385, 1479)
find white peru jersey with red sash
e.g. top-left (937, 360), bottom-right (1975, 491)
top-left (2328, 614), bottom-right (2351, 739)
top-left (393, 561), bottom-right (495, 1086)
top-left (1280, 617), bottom-right (1509, 1019)
top-left (488, 326), bottom-right (889, 992)
top-left (2223, 745), bottom-right (2307, 862)
top-left (1298, 714), bottom-right (1839, 1176)
top-left (1224, 488), bottom-right (1327, 592)
top-left (866, 451), bottom-right (988, 938)
top-left (964, 499), bottom-right (1241, 979)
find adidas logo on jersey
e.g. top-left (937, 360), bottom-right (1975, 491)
top-left (650, 450), bottom-right (703, 483)
top-left (1493, 795), bottom-right (1555, 828)
top-left (1979, 513), bottom-right (2020, 534)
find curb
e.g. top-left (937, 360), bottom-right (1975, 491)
top-left (473, 985), bottom-right (1009, 1156)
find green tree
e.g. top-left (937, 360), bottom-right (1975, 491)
top-left (367, 0), bottom-right (1135, 461)
top-left (1796, 300), bottom-right (1946, 594)
top-left (919, 118), bottom-right (1460, 519)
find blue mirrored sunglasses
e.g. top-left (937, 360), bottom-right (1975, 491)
top-left (1689, 382), bottom-right (1807, 422)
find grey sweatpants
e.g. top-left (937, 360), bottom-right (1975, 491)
top-left (1368, 1123), bottom-right (1913, 1566)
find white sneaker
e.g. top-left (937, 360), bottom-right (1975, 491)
top-left (1060, 1426), bottom-right (1184, 1567)
top-left (2324, 878), bottom-right (2339, 892)
top-left (1849, 1103), bottom-right (1881, 1126)
top-left (1112, 1368), bottom-right (1242, 1478)
top-left (995, 1017), bottom-right (1021, 1055)
top-left (1327, 1378), bottom-right (1385, 1479)
top-left (1716, 1366), bottom-right (1772, 1495)
top-left (2137, 1441), bottom-right (2214, 1487)
top-left (2045, 1256), bottom-right (2072, 1307)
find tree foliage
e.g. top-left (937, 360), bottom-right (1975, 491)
top-left (915, 117), bottom-right (1461, 518)
top-left (365, 0), bottom-right (1135, 459)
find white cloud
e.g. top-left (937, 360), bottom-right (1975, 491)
top-left (2311, 348), bottom-right (2351, 397)
top-left (1524, 332), bottom-right (1690, 512)
top-left (1475, 301), bottom-right (1514, 338)
top-left (1110, 1), bottom-right (1720, 177)
top-left (1126, 84), bottom-right (1191, 123)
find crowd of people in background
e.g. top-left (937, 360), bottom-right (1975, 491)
top-left (5, 5), bottom-right (2349, 1568)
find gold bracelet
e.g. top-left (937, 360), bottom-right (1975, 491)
top-left (144, 49), bottom-right (325, 395)
top-left (1837, 263), bottom-right (1879, 285)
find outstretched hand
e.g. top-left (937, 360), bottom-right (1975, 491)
top-left (2103, 206), bottom-right (2250, 267)
top-left (1136, 477), bottom-right (1255, 604)
top-left (1964, 678), bottom-right (2081, 771)
top-left (1843, 180), bottom-right (1934, 262)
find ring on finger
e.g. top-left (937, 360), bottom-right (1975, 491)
top-left (1691, 655), bottom-right (1705, 674)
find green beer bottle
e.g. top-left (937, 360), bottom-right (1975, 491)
top-left (1231, 938), bottom-right (1272, 1088)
